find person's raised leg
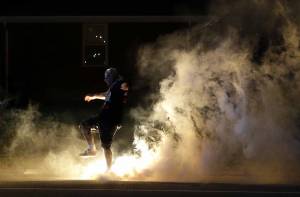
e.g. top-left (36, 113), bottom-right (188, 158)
top-left (82, 127), bottom-right (96, 151)
top-left (79, 120), bottom-right (97, 156)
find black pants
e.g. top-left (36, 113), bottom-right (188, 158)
top-left (80, 115), bottom-right (117, 149)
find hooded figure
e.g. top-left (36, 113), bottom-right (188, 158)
top-left (104, 67), bottom-right (119, 86)
top-left (80, 67), bottom-right (129, 170)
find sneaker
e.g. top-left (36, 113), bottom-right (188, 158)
top-left (79, 149), bottom-right (97, 157)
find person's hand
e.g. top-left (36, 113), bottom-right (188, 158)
top-left (84, 95), bottom-right (93, 102)
top-left (121, 82), bottom-right (129, 91)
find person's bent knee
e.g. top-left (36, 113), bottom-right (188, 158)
top-left (101, 142), bottom-right (112, 150)
top-left (79, 122), bottom-right (92, 135)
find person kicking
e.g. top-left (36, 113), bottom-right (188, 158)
top-left (80, 67), bottom-right (128, 170)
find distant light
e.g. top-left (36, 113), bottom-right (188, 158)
top-left (103, 40), bottom-right (106, 43)
top-left (95, 35), bottom-right (98, 38)
top-left (84, 61), bottom-right (87, 64)
top-left (99, 35), bottom-right (102, 39)
top-left (97, 53), bottom-right (101, 56)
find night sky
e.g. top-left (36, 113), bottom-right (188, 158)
top-left (0, 0), bottom-right (209, 16)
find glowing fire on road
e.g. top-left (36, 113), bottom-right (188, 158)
top-left (80, 138), bottom-right (159, 180)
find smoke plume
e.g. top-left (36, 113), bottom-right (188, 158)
top-left (130, 0), bottom-right (300, 183)
top-left (0, 105), bottom-right (98, 180)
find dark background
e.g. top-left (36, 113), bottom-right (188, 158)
top-left (0, 1), bottom-right (209, 119)
top-left (3, 22), bottom-right (188, 111)
top-left (0, 1), bottom-right (209, 16)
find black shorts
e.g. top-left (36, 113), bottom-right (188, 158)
top-left (81, 115), bottom-right (117, 149)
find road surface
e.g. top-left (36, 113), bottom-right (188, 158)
top-left (0, 180), bottom-right (300, 197)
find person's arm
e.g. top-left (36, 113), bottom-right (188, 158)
top-left (121, 82), bottom-right (129, 91)
top-left (84, 91), bottom-right (107, 102)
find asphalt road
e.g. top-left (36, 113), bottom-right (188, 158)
top-left (0, 180), bottom-right (300, 197)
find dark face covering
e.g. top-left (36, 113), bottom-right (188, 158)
top-left (104, 68), bottom-right (118, 86)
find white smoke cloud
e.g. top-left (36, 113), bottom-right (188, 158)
top-left (130, 0), bottom-right (300, 183)
top-left (0, 105), bottom-right (97, 180)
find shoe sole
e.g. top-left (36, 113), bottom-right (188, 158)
top-left (80, 154), bottom-right (97, 158)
